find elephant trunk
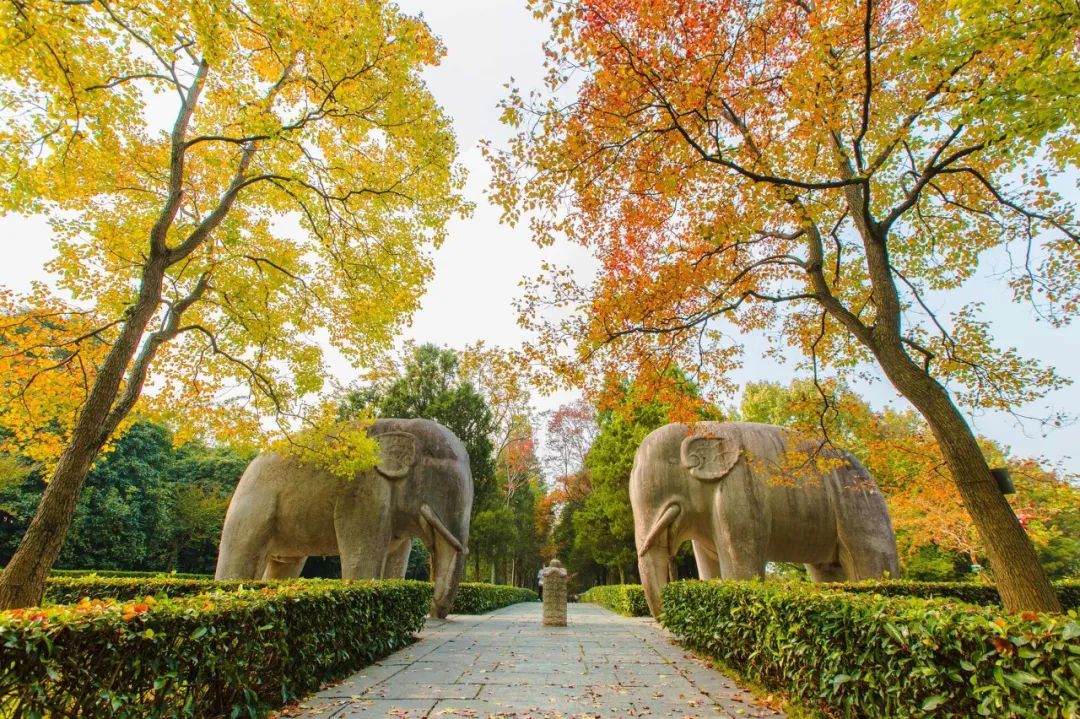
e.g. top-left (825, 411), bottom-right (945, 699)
top-left (637, 502), bottom-right (681, 617)
top-left (423, 503), bottom-right (465, 618)
top-left (638, 545), bottom-right (671, 618)
top-left (431, 533), bottom-right (463, 618)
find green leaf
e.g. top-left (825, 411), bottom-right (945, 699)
top-left (1004, 671), bottom-right (1043, 687)
top-left (922, 695), bottom-right (947, 711)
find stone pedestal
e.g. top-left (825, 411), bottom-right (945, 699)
top-left (541, 558), bottom-right (568, 626)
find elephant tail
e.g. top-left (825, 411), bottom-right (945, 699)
top-left (638, 503), bottom-right (681, 557)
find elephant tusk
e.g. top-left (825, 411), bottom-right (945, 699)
top-left (420, 503), bottom-right (464, 554)
top-left (638, 503), bottom-right (681, 557)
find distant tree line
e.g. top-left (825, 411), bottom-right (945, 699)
top-left (0, 422), bottom-right (251, 574)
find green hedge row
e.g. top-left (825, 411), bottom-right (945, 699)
top-left (50, 569), bottom-right (212, 580)
top-left (451, 583), bottom-right (538, 614)
top-left (662, 580), bottom-right (1080, 718)
top-left (46, 577), bottom-right (537, 615)
top-left (580, 584), bottom-right (650, 616)
top-left (1, 579), bottom-right (431, 718)
top-left (46, 575), bottom-right (1079, 612)
top-left (825, 579), bottom-right (1080, 612)
top-left (44, 576), bottom-right (249, 605)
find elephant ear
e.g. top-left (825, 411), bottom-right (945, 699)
top-left (680, 433), bottom-right (741, 481)
top-left (374, 431), bottom-right (417, 479)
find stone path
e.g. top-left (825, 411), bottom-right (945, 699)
top-left (290, 602), bottom-right (786, 719)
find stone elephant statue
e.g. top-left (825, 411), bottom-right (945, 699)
top-left (215, 418), bottom-right (472, 618)
top-left (631, 421), bottom-right (899, 616)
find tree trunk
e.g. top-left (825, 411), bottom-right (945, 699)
top-left (618, 565), bottom-right (625, 584)
top-left (873, 342), bottom-right (1061, 613)
top-left (0, 259), bottom-right (167, 609)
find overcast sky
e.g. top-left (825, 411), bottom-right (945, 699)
top-left (0, 0), bottom-right (1076, 469)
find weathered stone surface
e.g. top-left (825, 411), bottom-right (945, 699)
top-left (288, 602), bottom-right (784, 719)
top-left (540, 559), bottom-right (568, 626)
top-left (214, 417), bottom-right (474, 618)
top-left (632, 421), bottom-right (901, 615)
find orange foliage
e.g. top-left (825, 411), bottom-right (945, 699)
top-left (0, 288), bottom-right (131, 471)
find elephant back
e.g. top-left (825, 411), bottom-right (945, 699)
top-left (369, 418), bottom-right (469, 465)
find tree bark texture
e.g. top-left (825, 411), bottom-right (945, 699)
top-left (0, 259), bottom-right (167, 609)
top-left (870, 340), bottom-right (1062, 613)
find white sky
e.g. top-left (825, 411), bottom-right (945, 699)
top-left (0, 0), bottom-right (1076, 469)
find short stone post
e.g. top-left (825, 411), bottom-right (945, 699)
top-left (541, 558), bottom-right (569, 626)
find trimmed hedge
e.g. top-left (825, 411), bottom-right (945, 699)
top-left (451, 583), bottom-right (538, 613)
top-left (662, 580), bottom-right (1080, 718)
top-left (824, 579), bottom-right (1080, 612)
top-left (580, 584), bottom-right (650, 616)
top-left (51, 569), bottom-right (212, 580)
top-left (575, 580), bottom-right (1080, 617)
top-left (45, 576), bottom-right (248, 605)
top-left (1, 579), bottom-right (430, 718)
top-left (45, 577), bottom-right (537, 615)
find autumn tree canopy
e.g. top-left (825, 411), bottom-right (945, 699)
top-left (0, 0), bottom-right (466, 608)
top-left (491, 0), bottom-right (1079, 611)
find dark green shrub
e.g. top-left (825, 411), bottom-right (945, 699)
top-left (45, 576), bottom-right (232, 604)
top-left (0, 579), bottom-right (430, 718)
top-left (1057, 580), bottom-right (1080, 610)
top-left (580, 584), bottom-right (650, 616)
top-left (662, 580), bottom-right (1080, 718)
top-left (50, 569), bottom-right (212, 580)
top-left (45, 577), bottom-right (537, 615)
top-left (451, 583), bottom-right (538, 613)
top-left (824, 579), bottom-right (1080, 612)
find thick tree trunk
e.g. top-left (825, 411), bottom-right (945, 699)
top-left (0, 259), bottom-right (166, 609)
top-left (873, 342), bottom-right (1061, 613)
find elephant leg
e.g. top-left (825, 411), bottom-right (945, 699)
top-left (382, 537), bottom-right (412, 578)
top-left (807, 560), bottom-right (846, 582)
top-left (707, 472), bottom-right (770, 580)
top-left (831, 463), bottom-right (901, 580)
top-left (339, 523), bottom-right (392, 579)
top-left (692, 540), bottom-right (722, 580)
top-left (837, 539), bottom-right (900, 581)
top-left (214, 501), bottom-right (273, 580)
top-left (263, 555), bottom-right (307, 579)
top-left (710, 538), bottom-right (760, 580)
top-left (336, 478), bottom-right (393, 579)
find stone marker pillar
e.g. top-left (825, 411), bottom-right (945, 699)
top-left (541, 558), bottom-right (569, 626)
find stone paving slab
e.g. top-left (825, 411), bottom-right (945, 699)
top-left (289, 602), bottom-right (785, 719)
